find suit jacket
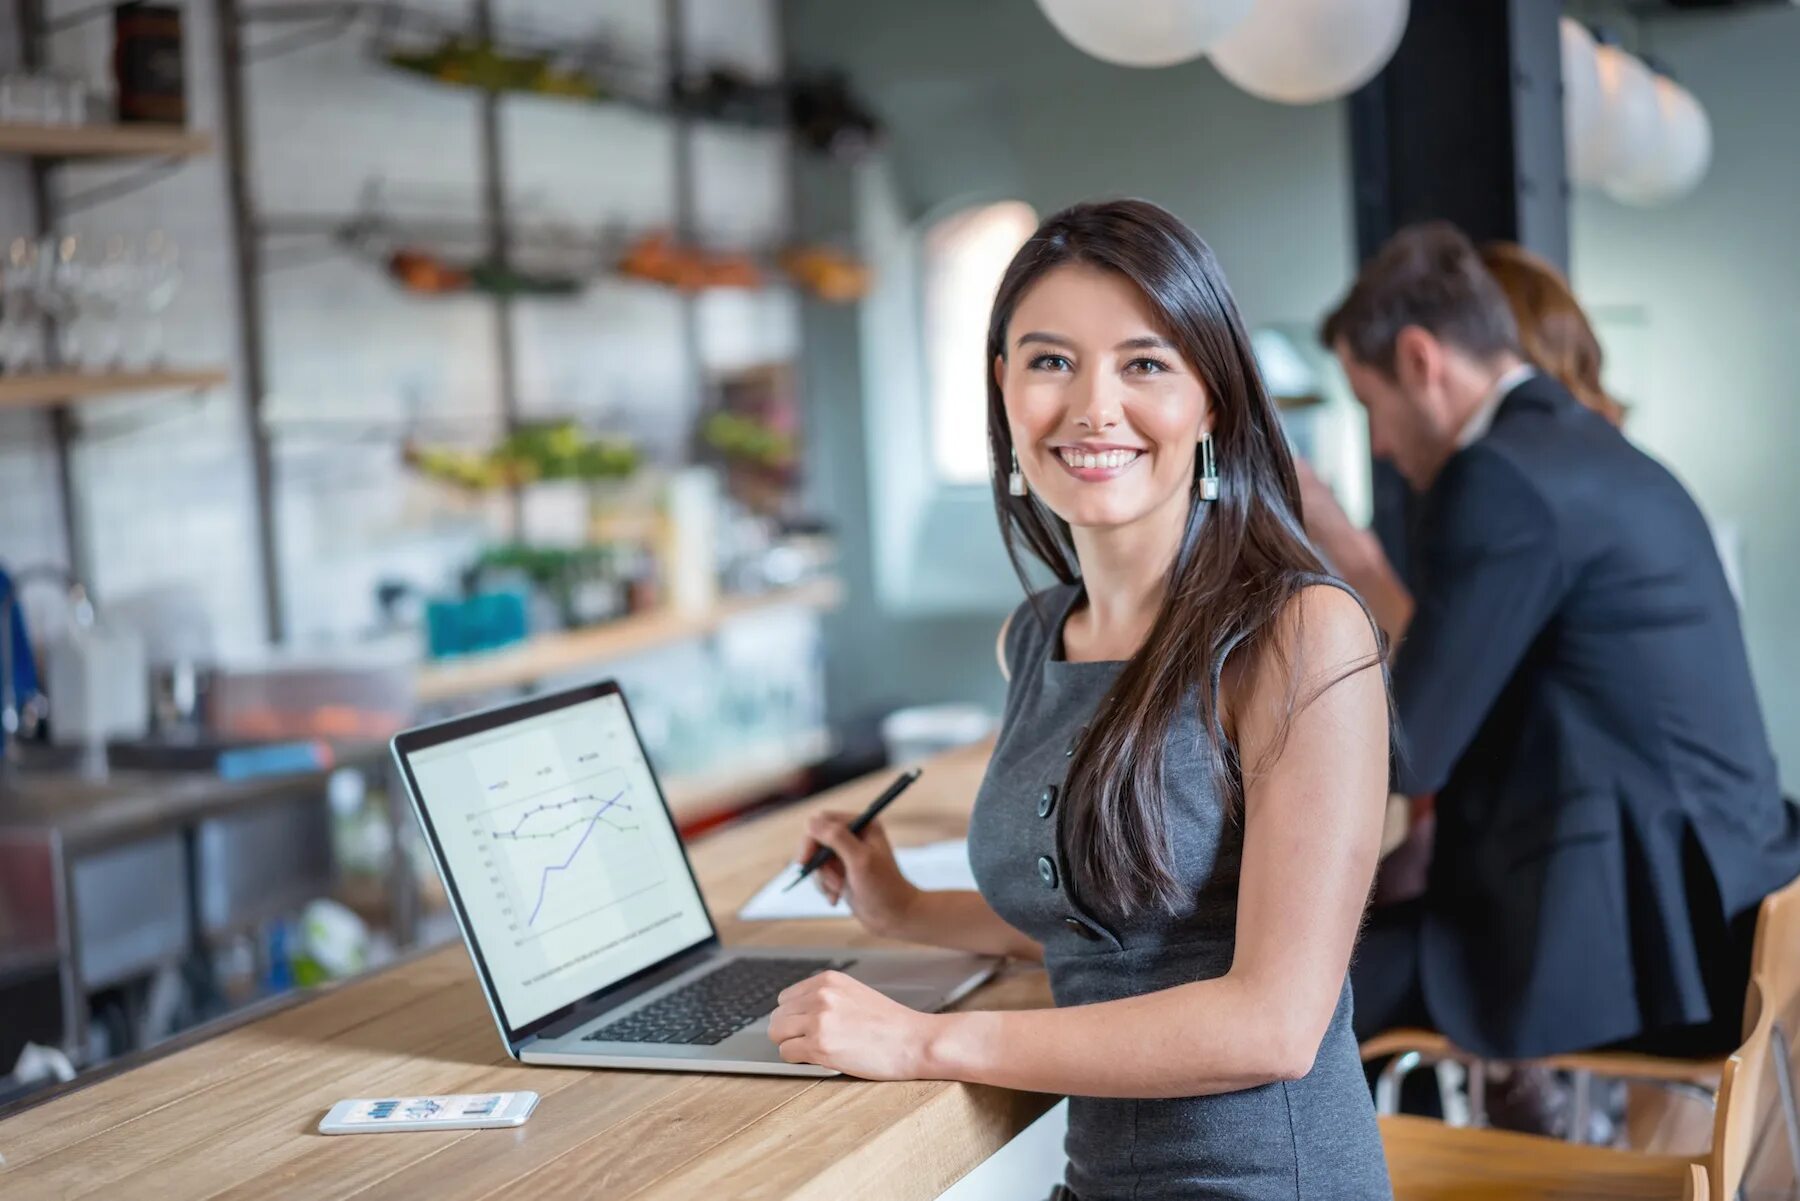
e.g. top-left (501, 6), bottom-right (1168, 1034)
top-left (1392, 373), bottom-right (1800, 1059)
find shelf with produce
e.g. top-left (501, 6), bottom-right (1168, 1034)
top-left (257, 195), bottom-right (870, 306)
top-left (370, 24), bottom-right (876, 155)
top-left (0, 368), bottom-right (230, 412)
top-left (414, 575), bottom-right (844, 704)
top-left (0, 121), bottom-right (213, 159)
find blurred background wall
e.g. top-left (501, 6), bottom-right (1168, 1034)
top-left (2, 0), bottom-right (1794, 772)
top-left (1567, 5), bottom-right (1800, 789)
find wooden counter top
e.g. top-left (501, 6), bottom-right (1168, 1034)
top-left (0, 739), bottom-right (1058, 1200)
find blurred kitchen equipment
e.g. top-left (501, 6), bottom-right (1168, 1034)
top-left (664, 466), bottom-right (720, 615)
top-left (423, 588), bottom-right (528, 659)
top-left (108, 585), bottom-right (216, 740)
top-left (148, 659), bottom-right (215, 738)
top-left (207, 652), bottom-right (416, 743)
top-left (759, 519), bottom-right (837, 590)
top-left (46, 589), bottom-right (150, 776)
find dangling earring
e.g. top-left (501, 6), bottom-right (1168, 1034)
top-left (1198, 432), bottom-right (1219, 502)
top-left (1008, 448), bottom-right (1028, 497)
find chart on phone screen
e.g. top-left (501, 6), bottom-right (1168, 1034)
top-left (406, 695), bottom-right (712, 1026)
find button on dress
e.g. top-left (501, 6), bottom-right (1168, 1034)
top-left (967, 582), bottom-right (1392, 1200)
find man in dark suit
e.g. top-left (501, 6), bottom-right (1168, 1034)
top-left (1310, 222), bottom-right (1800, 1061)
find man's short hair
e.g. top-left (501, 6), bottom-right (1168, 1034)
top-left (1321, 221), bottom-right (1521, 375)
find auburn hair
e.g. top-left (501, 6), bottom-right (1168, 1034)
top-left (1480, 241), bottom-right (1625, 426)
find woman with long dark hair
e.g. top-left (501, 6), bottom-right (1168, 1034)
top-left (770, 199), bottom-right (1392, 1199)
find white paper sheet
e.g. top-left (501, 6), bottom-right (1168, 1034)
top-left (737, 839), bottom-right (977, 920)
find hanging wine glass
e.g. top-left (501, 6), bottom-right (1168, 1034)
top-left (84, 233), bottom-right (134, 369)
top-left (137, 230), bottom-right (181, 367)
top-left (0, 73), bottom-right (48, 124)
top-left (44, 234), bottom-right (86, 369)
top-left (0, 237), bottom-right (45, 374)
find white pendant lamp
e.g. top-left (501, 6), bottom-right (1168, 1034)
top-left (1207, 0), bottom-right (1410, 105)
top-left (1560, 19), bottom-right (1607, 187)
top-left (1606, 74), bottom-right (1712, 205)
top-left (1034, 0), bottom-right (1258, 69)
top-left (1592, 44), bottom-right (1663, 189)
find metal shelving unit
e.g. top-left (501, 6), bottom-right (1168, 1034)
top-left (0, 121), bottom-right (213, 158)
top-left (3, 0), bottom-right (231, 589)
top-left (217, 0), bottom-right (787, 642)
top-left (0, 368), bottom-right (230, 411)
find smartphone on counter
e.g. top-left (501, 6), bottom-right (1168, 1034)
top-left (318, 1091), bottom-right (538, 1134)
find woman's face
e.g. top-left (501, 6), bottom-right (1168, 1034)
top-left (997, 263), bottom-right (1211, 532)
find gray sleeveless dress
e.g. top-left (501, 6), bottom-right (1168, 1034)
top-left (968, 581), bottom-right (1391, 1200)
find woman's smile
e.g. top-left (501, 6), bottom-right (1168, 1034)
top-left (1052, 442), bottom-right (1147, 482)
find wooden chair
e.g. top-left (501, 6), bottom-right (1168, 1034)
top-left (1363, 872), bottom-right (1800, 1137)
top-left (1379, 871), bottom-right (1800, 1201)
top-left (1361, 1028), bottom-right (1720, 1132)
top-left (1382, 1114), bottom-right (1709, 1200)
top-left (1701, 872), bottom-right (1800, 1200)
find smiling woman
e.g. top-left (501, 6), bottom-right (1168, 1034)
top-left (773, 199), bottom-right (1394, 1200)
top-left (1002, 268), bottom-right (1206, 534)
top-left (981, 204), bottom-right (1377, 911)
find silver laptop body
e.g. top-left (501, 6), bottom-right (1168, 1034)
top-left (391, 679), bottom-right (996, 1077)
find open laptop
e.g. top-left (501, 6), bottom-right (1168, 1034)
top-left (391, 679), bottom-right (996, 1076)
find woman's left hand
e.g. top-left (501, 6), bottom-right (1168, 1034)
top-left (767, 970), bottom-right (940, 1080)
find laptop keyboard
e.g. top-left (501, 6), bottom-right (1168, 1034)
top-left (584, 956), bottom-right (854, 1047)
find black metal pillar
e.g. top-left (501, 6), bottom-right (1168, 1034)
top-left (1347, 0), bottom-right (1569, 575)
top-left (216, 0), bottom-right (287, 641)
top-left (664, 0), bottom-right (705, 429)
top-left (471, 0), bottom-right (522, 537)
top-left (1351, 0), bottom-right (1568, 267)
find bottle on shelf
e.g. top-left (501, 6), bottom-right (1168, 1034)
top-left (113, 3), bottom-right (187, 126)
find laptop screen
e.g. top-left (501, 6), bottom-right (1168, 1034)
top-left (402, 691), bottom-right (715, 1033)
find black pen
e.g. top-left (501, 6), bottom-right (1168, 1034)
top-left (783, 767), bottom-right (923, 893)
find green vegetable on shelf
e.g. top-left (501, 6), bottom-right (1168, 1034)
top-left (467, 259), bottom-right (583, 298)
top-left (383, 37), bottom-right (609, 102)
top-left (702, 411), bottom-right (796, 468)
top-left (476, 542), bottom-right (613, 582)
top-left (405, 422), bottom-right (639, 493)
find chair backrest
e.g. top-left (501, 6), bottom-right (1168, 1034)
top-left (1381, 1115), bottom-right (1708, 1200)
top-left (1709, 871), bottom-right (1800, 1200)
top-left (1746, 870), bottom-right (1800, 1038)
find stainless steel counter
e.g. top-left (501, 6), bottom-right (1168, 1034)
top-left (0, 761), bottom-right (341, 851)
top-left (0, 743), bottom-right (406, 1068)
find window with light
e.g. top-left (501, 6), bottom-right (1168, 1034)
top-left (921, 201), bottom-right (1039, 485)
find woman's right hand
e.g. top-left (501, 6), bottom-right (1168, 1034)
top-left (794, 811), bottom-right (921, 939)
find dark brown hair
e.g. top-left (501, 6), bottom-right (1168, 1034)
top-left (987, 198), bottom-right (1361, 915)
top-left (1480, 241), bottom-right (1625, 427)
top-left (1320, 221), bottom-right (1520, 374)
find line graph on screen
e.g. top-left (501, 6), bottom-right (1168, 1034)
top-left (468, 767), bottom-right (668, 943)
